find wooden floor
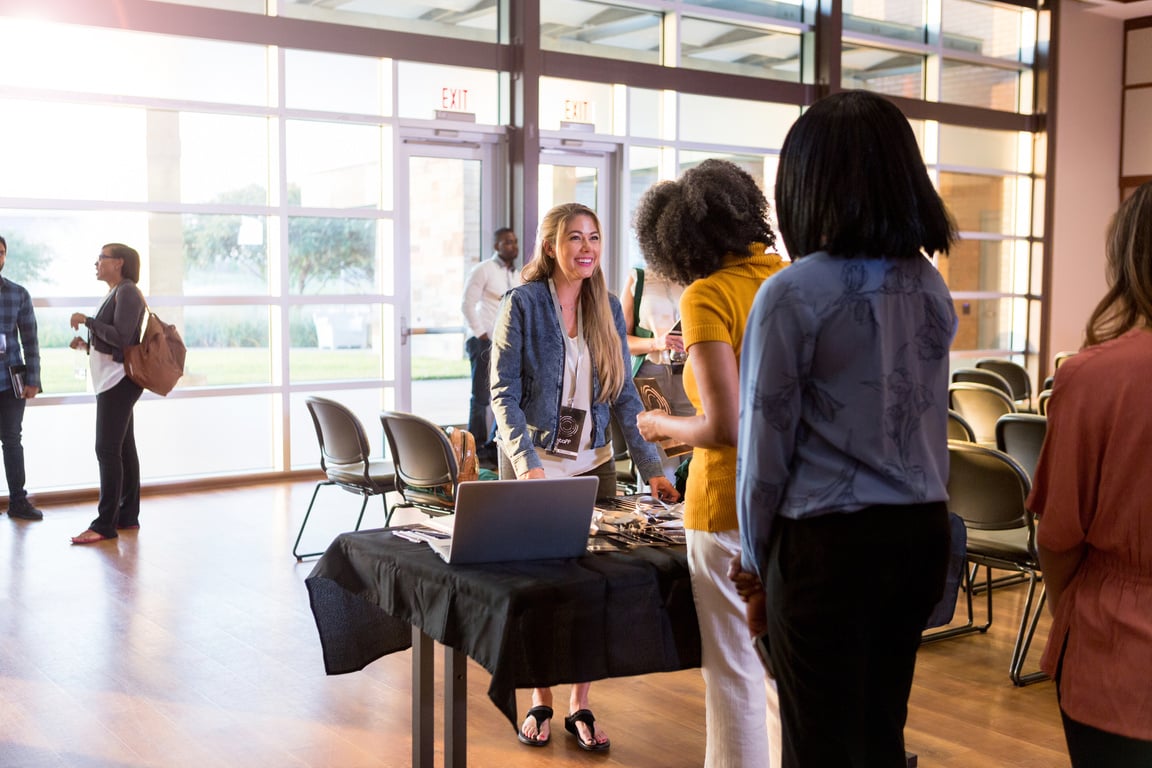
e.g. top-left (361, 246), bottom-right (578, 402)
top-left (0, 481), bottom-right (1070, 767)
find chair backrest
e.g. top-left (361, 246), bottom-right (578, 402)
top-left (305, 396), bottom-right (374, 480)
top-left (975, 358), bottom-right (1033, 405)
top-left (948, 383), bottom-right (1016, 445)
top-left (1053, 350), bottom-right (1077, 369)
top-left (1036, 388), bottom-right (1052, 416)
top-left (947, 409), bottom-right (977, 442)
top-left (995, 413), bottom-right (1048, 480)
top-left (947, 442), bottom-right (1036, 554)
top-left (380, 410), bottom-right (460, 506)
top-left (951, 367), bottom-right (1014, 400)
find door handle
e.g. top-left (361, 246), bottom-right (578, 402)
top-left (400, 316), bottom-right (409, 346)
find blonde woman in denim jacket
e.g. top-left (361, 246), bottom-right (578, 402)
top-left (490, 202), bottom-right (679, 753)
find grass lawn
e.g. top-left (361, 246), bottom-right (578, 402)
top-left (38, 348), bottom-right (469, 394)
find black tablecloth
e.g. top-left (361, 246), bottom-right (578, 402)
top-left (305, 529), bottom-right (701, 729)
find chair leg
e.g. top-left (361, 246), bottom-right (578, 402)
top-left (922, 562), bottom-right (993, 643)
top-left (352, 495), bottom-right (369, 533)
top-left (1010, 579), bottom-right (1049, 686)
top-left (382, 494), bottom-right (394, 528)
top-left (293, 481), bottom-right (330, 561)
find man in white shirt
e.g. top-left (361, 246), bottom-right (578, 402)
top-left (462, 227), bottom-right (520, 468)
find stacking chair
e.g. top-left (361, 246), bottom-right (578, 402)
top-left (1036, 389), bottom-right (1053, 416)
top-left (1053, 350), bottom-right (1077, 369)
top-left (380, 410), bottom-right (463, 521)
top-left (947, 410), bottom-right (977, 442)
top-left (296, 396), bottom-right (396, 560)
top-left (951, 367), bottom-right (1014, 401)
top-left (975, 358), bottom-right (1034, 412)
top-left (995, 413), bottom-right (1048, 481)
top-left (928, 442), bottom-right (1047, 686)
top-left (948, 383), bottom-right (1016, 447)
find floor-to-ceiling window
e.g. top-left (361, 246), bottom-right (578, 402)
top-left (0, 0), bottom-right (1043, 496)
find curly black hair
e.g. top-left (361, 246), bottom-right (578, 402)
top-left (633, 158), bottom-right (775, 286)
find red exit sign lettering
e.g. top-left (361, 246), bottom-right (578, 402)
top-left (441, 87), bottom-right (469, 111)
top-left (564, 99), bottom-right (591, 122)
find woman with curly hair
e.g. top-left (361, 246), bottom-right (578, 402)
top-left (635, 158), bottom-right (786, 767)
top-left (1028, 181), bottom-right (1152, 767)
top-left (490, 202), bottom-right (680, 751)
top-left (737, 90), bottom-right (958, 767)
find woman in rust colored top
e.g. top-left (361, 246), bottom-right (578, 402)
top-left (1028, 181), bottom-right (1152, 767)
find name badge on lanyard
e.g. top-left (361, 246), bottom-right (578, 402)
top-left (547, 278), bottom-right (586, 460)
top-left (551, 405), bottom-right (587, 459)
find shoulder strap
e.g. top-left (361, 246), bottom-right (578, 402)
top-left (632, 268), bottom-right (644, 332)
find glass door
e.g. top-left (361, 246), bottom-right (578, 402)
top-left (397, 134), bottom-right (499, 427)
top-left (538, 148), bottom-right (619, 289)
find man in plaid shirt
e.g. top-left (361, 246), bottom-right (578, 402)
top-left (0, 235), bottom-right (42, 520)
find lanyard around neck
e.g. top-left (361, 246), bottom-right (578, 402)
top-left (548, 278), bottom-right (584, 406)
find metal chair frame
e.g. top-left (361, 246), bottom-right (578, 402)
top-left (975, 358), bottom-right (1034, 412)
top-left (380, 410), bottom-right (462, 521)
top-left (948, 383), bottom-right (1017, 446)
top-left (296, 396), bottom-right (396, 560)
top-left (922, 442), bottom-right (1047, 686)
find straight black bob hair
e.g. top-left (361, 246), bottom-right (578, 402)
top-left (774, 90), bottom-right (957, 261)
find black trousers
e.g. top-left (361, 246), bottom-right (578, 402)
top-left (761, 502), bottom-right (949, 768)
top-left (0, 387), bottom-right (28, 505)
top-left (89, 375), bottom-right (143, 537)
top-left (465, 335), bottom-right (493, 448)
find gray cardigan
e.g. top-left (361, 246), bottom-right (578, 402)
top-left (490, 279), bottom-right (663, 481)
top-left (88, 281), bottom-right (146, 363)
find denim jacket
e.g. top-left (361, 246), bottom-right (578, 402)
top-left (490, 279), bottom-right (663, 481)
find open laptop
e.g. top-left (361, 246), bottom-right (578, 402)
top-left (420, 476), bottom-right (599, 564)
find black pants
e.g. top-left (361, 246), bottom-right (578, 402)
top-left (465, 335), bottom-right (493, 448)
top-left (89, 376), bottom-right (143, 537)
top-left (0, 388), bottom-right (28, 506)
top-left (761, 502), bottom-right (949, 768)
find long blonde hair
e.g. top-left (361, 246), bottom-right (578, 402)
top-left (522, 203), bottom-right (625, 402)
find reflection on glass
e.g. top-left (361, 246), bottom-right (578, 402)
top-left (843, 0), bottom-right (924, 42)
top-left (137, 0), bottom-right (265, 11)
top-left (541, 0), bottom-right (661, 64)
top-left (289, 305), bottom-right (384, 383)
top-left (842, 45), bottom-right (924, 99)
top-left (286, 49), bottom-right (390, 116)
top-left (692, 0), bottom-right (803, 23)
top-left (942, 0), bottom-right (1033, 61)
top-left (938, 172), bottom-right (1024, 235)
top-left (286, 120), bottom-right (382, 208)
top-left (681, 17), bottom-right (801, 82)
top-left (941, 60), bottom-right (1021, 111)
top-left (951, 296), bottom-right (1029, 352)
top-left (280, 0), bottom-right (498, 42)
top-left (942, 238), bottom-right (1030, 294)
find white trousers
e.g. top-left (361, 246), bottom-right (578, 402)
top-left (686, 528), bottom-right (781, 768)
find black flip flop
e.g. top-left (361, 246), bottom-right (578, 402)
top-left (517, 705), bottom-right (553, 747)
top-left (564, 708), bottom-right (610, 751)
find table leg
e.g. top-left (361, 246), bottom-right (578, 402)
top-left (444, 645), bottom-right (467, 768)
top-left (412, 627), bottom-right (434, 768)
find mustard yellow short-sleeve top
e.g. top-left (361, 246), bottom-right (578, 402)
top-left (680, 244), bottom-right (786, 532)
